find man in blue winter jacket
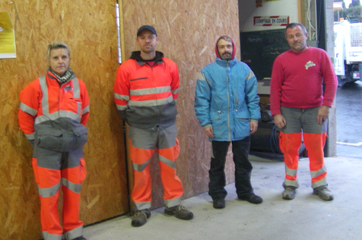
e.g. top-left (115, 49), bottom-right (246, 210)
top-left (194, 36), bottom-right (262, 209)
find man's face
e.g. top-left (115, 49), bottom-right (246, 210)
top-left (217, 39), bottom-right (233, 60)
top-left (285, 25), bottom-right (308, 52)
top-left (136, 30), bottom-right (158, 54)
top-left (48, 48), bottom-right (70, 76)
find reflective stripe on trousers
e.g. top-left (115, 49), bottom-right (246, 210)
top-left (303, 132), bottom-right (328, 188)
top-left (279, 132), bottom-right (301, 188)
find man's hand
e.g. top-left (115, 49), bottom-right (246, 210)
top-left (204, 127), bottom-right (214, 138)
top-left (273, 114), bottom-right (286, 129)
top-left (317, 105), bottom-right (330, 124)
top-left (250, 121), bottom-right (258, 134)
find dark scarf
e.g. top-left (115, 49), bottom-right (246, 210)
top-left (49, 67), bottom-right (74, 84)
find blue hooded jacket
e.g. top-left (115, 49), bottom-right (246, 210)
top-left (194, 36), bottom-right (260, 141)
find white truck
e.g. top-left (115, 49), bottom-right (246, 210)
top-left (334, 20), bottom-right (362, 86)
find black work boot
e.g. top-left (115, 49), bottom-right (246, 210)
top-left (72, 236), bottom-right (87, 240)
top-left (238, 193), bottom-right (263, 204)
top-left (213, 199), bottom-right (225, 209)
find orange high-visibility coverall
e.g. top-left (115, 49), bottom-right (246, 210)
top-left (114, 51), bottom-right (184, 210)
top-left (19, 71), bottom-right (89, 240)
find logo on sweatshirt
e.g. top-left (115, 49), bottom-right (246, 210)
top-left (305, 61), bottom-right (316, 70)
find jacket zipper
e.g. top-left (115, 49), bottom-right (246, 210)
top-left (151, 64), bottom-right (160, 127)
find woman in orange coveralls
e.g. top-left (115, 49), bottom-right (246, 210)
top-left (18, 42), bottom-right (89, 240)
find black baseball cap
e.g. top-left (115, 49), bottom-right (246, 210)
top-left (137, 25), bottom-right (157, 36)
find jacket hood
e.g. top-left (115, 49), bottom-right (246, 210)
top-left (215, 36), bottom-right (236, 60)
top-left (130, 51), bottom-right (164, 65)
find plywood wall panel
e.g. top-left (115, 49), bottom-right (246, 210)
top-left (0, 1), bottom-right (128, 239)
top-left (122, 0), bottom-right (241, 208)
top-left (1, 0), bottom-right (242, 238)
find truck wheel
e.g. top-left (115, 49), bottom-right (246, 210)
top-left (337, 76), bottom-right (345, 87)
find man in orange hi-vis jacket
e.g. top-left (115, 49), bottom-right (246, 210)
top-left (18, 42), bottom-right (89, 240)
top-left (114, 25), bottom-right (193, 227)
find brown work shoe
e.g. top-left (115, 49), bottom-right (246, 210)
top-left (282, 187), bottom-right (297, 200)
top-left (164, 205), bottom-right (194, 220)
top-left (313, 187), bottom-right (334, 201)
top-left (131, 209), bottom-right (151, 227)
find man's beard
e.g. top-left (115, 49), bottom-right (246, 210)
top-left (221, 52), bottom-right (231, 60)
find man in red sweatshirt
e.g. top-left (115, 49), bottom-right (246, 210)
top-left (270, 23), bottom-right (337, 201)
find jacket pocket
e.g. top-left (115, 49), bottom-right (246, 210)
top-left (211, 118), bottom-right (224, 139)
top-left (72, 125), bottom-right (88, 150)
top-left (233, 118), bottom-right (250, 139)
top-left (210, 110), bottom-right (223, 139)
top-left (36, 128), bottom-right (63, 151)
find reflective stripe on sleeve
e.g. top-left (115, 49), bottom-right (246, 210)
top-left (19, 102), bottom-right (37, 116)
top-left (116, 105), bottom-right (127, 111)
top-left (172, 88), bottom-right (179, 95)
top-left (114, 93), bottom-right (130, 101)
top-left (25, 133), bottom-right (35, 141)
top-left (82, 105), bottom-right (90, 114)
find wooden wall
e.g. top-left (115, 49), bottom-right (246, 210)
top-left (0, 0), bottom-right (241, 239)
top-left (0, 1), bottom-right (128, 239)
top-left (122, 0), bottom-right (241, 206)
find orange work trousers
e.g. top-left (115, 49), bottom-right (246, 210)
top-left (279, 106), bottom-right (329, 189)
top-left (129, 124), bottom-right (184, 210)
top-left (32, 147), bottom-right (86, 240)
top-left (279, 132), bottom-right (328, 189)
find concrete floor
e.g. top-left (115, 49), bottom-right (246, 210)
top-left (83, 155), bottom-right (362, 240)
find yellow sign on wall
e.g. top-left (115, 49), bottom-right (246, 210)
top-left (0, 12), bottom-right (16, 58)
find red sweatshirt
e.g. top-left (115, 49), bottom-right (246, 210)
top-left (270, 47), bottom-right (337, 116)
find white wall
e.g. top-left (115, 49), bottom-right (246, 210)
top-left (239, 0), bottom-right (299, 32)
